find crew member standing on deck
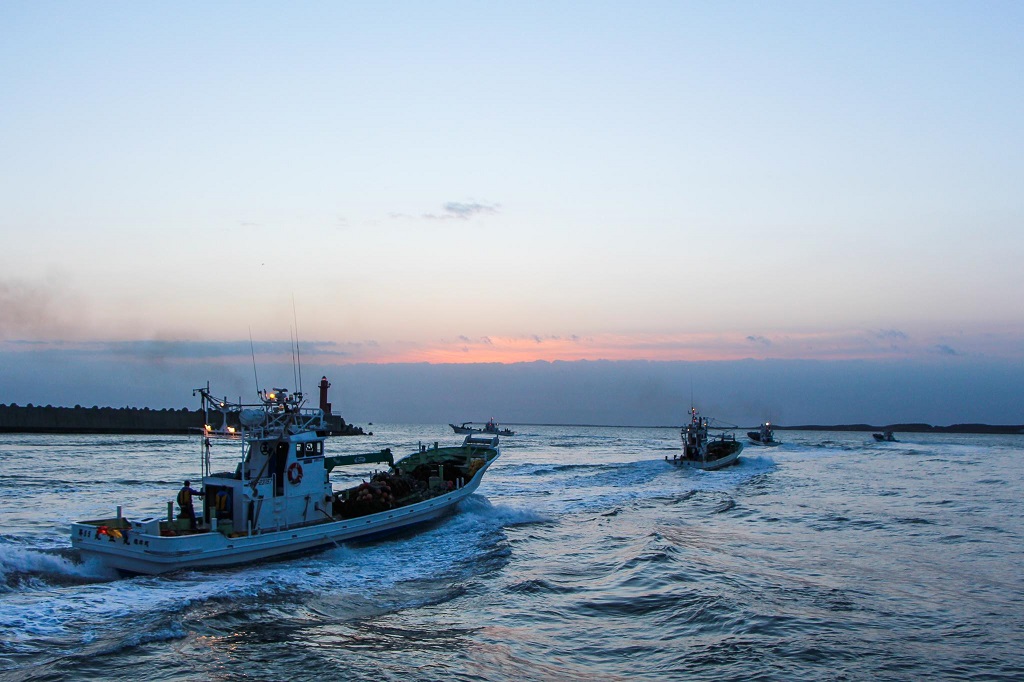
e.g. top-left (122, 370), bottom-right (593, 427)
top-left (177, 480), bottom-right (204, 529)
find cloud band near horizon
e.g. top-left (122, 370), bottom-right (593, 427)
top-left (3, 326), bottom-right (1020, 365)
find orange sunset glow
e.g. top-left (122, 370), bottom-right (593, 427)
top-left (298, 329), bottom-right (982, 365)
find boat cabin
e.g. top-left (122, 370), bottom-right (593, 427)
top-left (198, 429), bottom-right (331, 536)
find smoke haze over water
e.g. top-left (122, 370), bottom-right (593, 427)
top-left (0, 347), bottom-right (1020, 427)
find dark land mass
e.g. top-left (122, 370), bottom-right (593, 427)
top-left (774, 423), bottom-right (1024, 434)
top-left (1, 406), bottom-right (1020, 435)
top-left (506, 422), bottom-right (1024, 434)
top-left (0, 403), bottom-right (367, 436)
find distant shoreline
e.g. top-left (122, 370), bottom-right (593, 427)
top-left (503, 422), bottom-right (1024, 434)
top-left (772, 423), bottom-right (1024, 434)
top-left (1, 405), bottom-right (1021, 435)
top-left (0, 403), bottom-right (366, 436)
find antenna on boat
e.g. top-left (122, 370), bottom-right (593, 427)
top-left (290, 327), bottom-right (299, 393)
top-left (292, 295), bottom-right (303, 395)
top-left (249, 327), bottom-right (262, 398)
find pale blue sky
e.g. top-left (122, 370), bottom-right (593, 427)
top-left (1, 2), bottom-right (1022, 420)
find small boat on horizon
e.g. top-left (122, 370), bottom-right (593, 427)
top-left (451, 418), bottom-right (514, 436)
top-left (873, 431), bottom-right (898, 442)
top-left (72, 386), bottom-right (501, 575)
top-left (747, 421), bottom-right (782, 447)
top-left (482, 418), bottom-right (514, 436)
top-left (668, 407), bottom-right (743, 471)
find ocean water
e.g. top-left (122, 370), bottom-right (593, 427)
top-left (1, 426), bottom-right (1022, 681)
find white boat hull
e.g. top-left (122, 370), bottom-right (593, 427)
top-left (72, 460), bottom-right (495, 575)
top-left (670, 448), bottom-right (742, 471)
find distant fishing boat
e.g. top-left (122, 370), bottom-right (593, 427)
top-left (72, 386), bottom-right (501, 575)
top-left (668, 407), bottom-right (743, 470)
top-left (873, 431), bottom-right (898, 442)
top-left (451, 419), bottom-right (514, 436)
top-left (747, 421), bottom-right (781, 447)
top-left (482, 418), bottom-right (514, 436)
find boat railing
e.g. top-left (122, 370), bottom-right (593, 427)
top-left (195, 384), bottom-right (327, 441)
top-left (241, 408), bottom-right (327, 441)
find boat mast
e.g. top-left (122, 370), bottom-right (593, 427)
top-left (292, 296), bottom-right (304, 397)
top-left (249, 328), bottom-right (261, 399)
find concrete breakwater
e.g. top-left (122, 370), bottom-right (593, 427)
top-left (0, 403), bottom-right (365, 435)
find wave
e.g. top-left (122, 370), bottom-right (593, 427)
top-left (546, 435), bottom-right (628, 449)
top-left (493, 451), bottom-right (779, 520)
top-left (712, 498), bottom-right (736, 514)
top-left (509, 461), bottom-right (625, 476)
top-left (0, 545), bottom-right (116, 592)
top-left (457, 496), bottom-right (551, 527)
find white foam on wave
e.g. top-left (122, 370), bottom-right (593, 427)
top-left (251, 497), bottom-right (544, 602)
top-left (771, 440), bottom-right (853, 459)
top-left (730, 453), bottom-right (777, 477)
top-left (0, 545), bottom-right (123, 641)
top-left (457, 495), bottom-right (551, 526)
top-left (0, 544), bottom-right (117, 587)
top-left (679, 453), bottom-right (777, 489)
top-left (0, 546), bottom-right (303, 642)
top-left (285, 495), bottom-right (548, 590)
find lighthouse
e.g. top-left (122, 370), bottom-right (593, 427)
top-left (318, 376), bottom-right (332, 415)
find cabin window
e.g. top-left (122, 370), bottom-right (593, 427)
top-left (297, 441), bottom-right (322, 456)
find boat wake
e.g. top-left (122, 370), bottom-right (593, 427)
top-left (457, 495), bottom-right (551, 527)
top-left (712, 498), bottom-right (737, 514)
top-left (663, 452), bottom-right (776, 486)
top-left (0, 545), bottom-right (116, 591)
top-left (499, 454), bottom-right (779, 520)
top-left (1, 496), bottom-right (528, 663)
top-left (510, 461), bottom-right (620, 476)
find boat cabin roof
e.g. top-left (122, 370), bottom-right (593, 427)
top-left (463, 434), bottom-right (500, 447)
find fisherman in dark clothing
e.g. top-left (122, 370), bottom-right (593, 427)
top-left (177, 480), bottom-right (204, 530)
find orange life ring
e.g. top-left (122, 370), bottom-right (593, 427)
top-left (287, 462), bottom-right (303, 485)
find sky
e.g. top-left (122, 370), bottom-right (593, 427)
top-left (1, 2), bottom-right (1022, 426)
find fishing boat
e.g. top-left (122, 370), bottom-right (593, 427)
top-left (71, 386), bottom-right (501, 575)
top-left (450, 422), bottom-right (481, 434)
top-left (747, 421), bottom-right (781, 447)
top-left (668, 407), bottom-right (743, 470)
top-left (482, 418), bottom-right (514, 436)
top-left (873, 431), bottom-right (898, 442)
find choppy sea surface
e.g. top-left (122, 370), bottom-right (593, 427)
top-left (1, 425), bottom-right (1022, 681)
